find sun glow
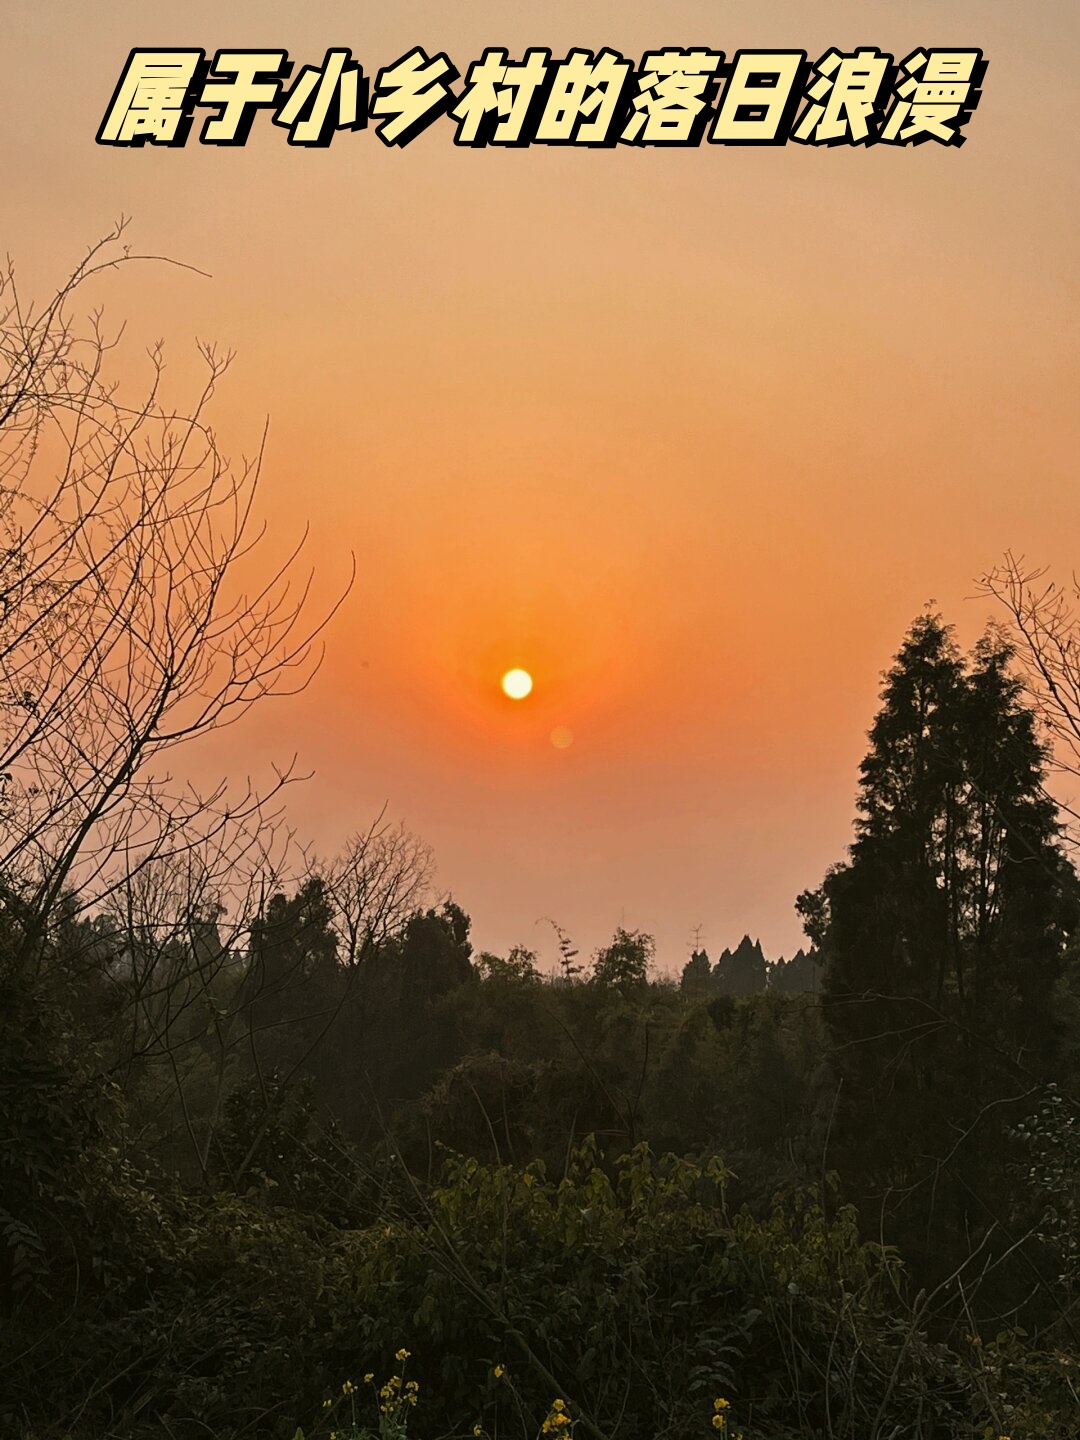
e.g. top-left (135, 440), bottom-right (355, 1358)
top-left (501, 668), bottom-right (533, 700)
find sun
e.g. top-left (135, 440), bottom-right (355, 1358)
top-left (501, 668), bottom-right (533, 700)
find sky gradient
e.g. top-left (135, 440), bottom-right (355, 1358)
top-left (7, 1), bottom-right (1079, 972)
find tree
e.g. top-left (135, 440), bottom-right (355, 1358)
top-left (244, 877), bottom-right (340, 1061)
top-left (0, 227), bottom-right (351, 974)
top-left (679, 947), bottom-right (712, 995)
top-left (799, 613), bottom-right (1079, 1281)
top-left (592, 926), bottom-right (654, 991)
top-left (474, 944), bottom-right (541, 984)
top-left (0, 228), bottom-right (362, 1207)
top-left (322, 813), bottom-right (434, 967)
top-left (980, 553), bottom-right (1080, 834)
top-left (768, 947), bottom-right (821, 994)
top-left (713, 935), bottom-right (767, 996)
top-left (396, 899), bottom-right (474, 1010)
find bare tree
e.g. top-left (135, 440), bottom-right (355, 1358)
top-left (83, 814), bottom-right (433, 1183)
top-left (979, 552), bottom-right (1080, 831)
top-left (321, 810), bottom-right (435, 967)
top-left (0, 223), bottom-right (352, 972)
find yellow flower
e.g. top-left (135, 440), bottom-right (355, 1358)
top-left (552, 1399), bottom-right (566, 1411)
top-left (712, 1418), bottom-right (725, 1432)
top-left (714, 1398), bottom-right (730, 1411)
top-left (364, 1372), bottom-right (374, 1384)
top-left (395, 1347), bottom-right (411, 1361)
top-left (493, 1364), bottom-right (506, 1379)
top-left (322, 1398), bottom-right (333, 1409)
top-left (341, 1379), bottom-right (355, 1396)
top-left (474, 1427), bottom-right (483, 1438)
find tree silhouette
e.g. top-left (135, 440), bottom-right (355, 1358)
top-left (714, 935), bottom-right (767, 996)
top-left (981, 552), bottom-right (1080, 837)
top-left (0, 226), bottom-right (351, 974)
top-left (800, 613), bottom-right (1078, 1278)
top-left (592, 926), bottom-right (654, 991)
top-left (679, 946), bottom-right (712, 994)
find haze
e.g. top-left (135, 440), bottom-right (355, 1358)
top-left (6, 0), bottom-right (1078, 970)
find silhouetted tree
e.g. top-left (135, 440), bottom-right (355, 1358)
top-left (592, 927), bottom-right (654, 991)
top-left (981, 553), bottom-right (1080, 835)
top-left (243, 877), bottom-right (340, 1075)
top-left (0, 227), bottom-right (350, 974)
top-left (714, 935), bottom-right (767, 996)
top-left (800, 613), bottom-right (1079, 1288)
top-left (475, 945), bottom-right (541, 983)
top-left (680, 947), bottom-right (712, 994)
top-left (768, 948), bottom-right (821, 994)
top-left (397, 899), bottom-right (474, 1010)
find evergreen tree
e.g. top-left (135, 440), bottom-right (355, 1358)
top-left (680, 947), bottom-right (713, 994)
top-left (769, 948), bottom-right (821, 994)
top-left (714, 935), bottom-right (768, 996)
top-left (799, 614), bottom-right (1079, 1283)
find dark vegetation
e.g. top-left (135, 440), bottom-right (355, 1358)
top-left (2, 239), bottom-right (1079, 1439)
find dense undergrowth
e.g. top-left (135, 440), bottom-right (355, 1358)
top-left (3, 984), bottom-right (1077, 1440)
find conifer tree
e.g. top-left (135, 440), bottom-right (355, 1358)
top-left (714, 935), bottom-right (768, 996)
top-left (680, 947), bottom-right (712, 994)
top-left (799, 614), bottom-right (1078, 1271)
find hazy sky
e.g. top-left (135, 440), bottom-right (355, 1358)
top-left (7, 2), bottom-right (1079, 972)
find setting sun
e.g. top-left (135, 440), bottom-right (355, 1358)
top-left (501, 668), bottom-right (533, 700)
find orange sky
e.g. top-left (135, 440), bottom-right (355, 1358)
top-left (6, 1), bottom-right (1079, 971)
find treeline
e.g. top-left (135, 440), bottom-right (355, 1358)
top-left (681, 936), bottom-right (821, 995)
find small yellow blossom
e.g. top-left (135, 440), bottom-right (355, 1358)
top-left (396, 1347), bottom-right (411, 1361)
top-left (714, 1398), bottom-right (730, 1411)
top-left (541, 1398), bottom-right (574, 1434)
top-left (474, 1427), bottom-right (483, 1438)
top-left (363, 1372), bottom-right (374, 1383)
top-left (712, 1418), bottom-right (725, 1432)
top-left (322, 1398), bottom-right (333, 1409)
top-left (493, 1364), bottom-right (506, 1378)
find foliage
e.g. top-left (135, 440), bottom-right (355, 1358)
top-left (1, 496), bottom-right (1078, 1440)
top-left (799, 613), bottom-right (1080, 1297)
top-left (1010, 1083), bottom-right (1080, 1301)
top-left (591, 927), bottom-right (654, 990)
